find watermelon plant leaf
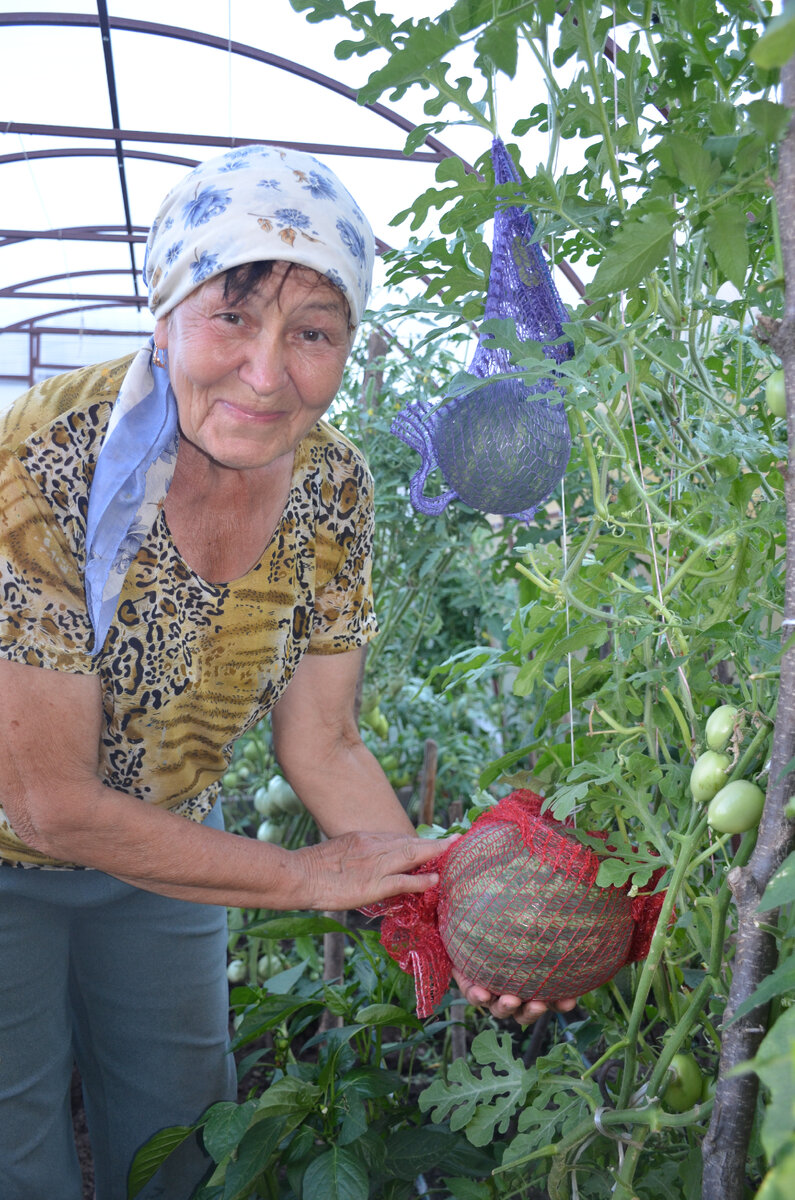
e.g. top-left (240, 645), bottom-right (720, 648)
top-left (419, 1030), bottom-right (531, 1145)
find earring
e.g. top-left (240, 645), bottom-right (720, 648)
top-left (153, 345), bottom-right (167, 369)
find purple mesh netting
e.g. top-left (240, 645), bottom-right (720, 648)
top-left (391, 137), bottom-right (573, 522)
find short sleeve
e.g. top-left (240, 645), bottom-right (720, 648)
top-left (308, 453), bottom-right (379, 656)
top-left (0, 449), bottom-right (97, 672)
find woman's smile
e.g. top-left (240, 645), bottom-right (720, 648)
top-left (154, 263), bottom-right (353, 472)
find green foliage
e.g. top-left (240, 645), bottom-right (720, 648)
top-left (231, 2), bottom-right (794, 1197)
top-left (419, 1030), bottom-right (533, 1145)
top-left (129, 929), bottom-right (497, 1199)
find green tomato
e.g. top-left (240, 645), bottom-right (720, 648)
top-left (253, 785), bottom-right (275, 816)
top-left (226, 959), bottom-right (247, 984)
top-left (257, 953), bottom-right (277, 980)
top-left (663, 1053), bottom-right (703, 1113)
top-left (267, 776), bottom-right (302, 814)
top-left (690, 751), bottom-right (731, 803)
top-left (256, 819), bottom-right (283, 844)
top-left (707, 780), bottom-right (765, 834)
top-left (705, 705), bottom-right (741, 753)
top-left (373, 713), bottom-right (390, 739)
top-left (765, 369), bottom-right (787, 418)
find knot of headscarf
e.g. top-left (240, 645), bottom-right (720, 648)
top-left (84, 144), bottom-right (375, 654)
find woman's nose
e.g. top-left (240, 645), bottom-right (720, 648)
top-left (237, 331), bottom-right (288, 395)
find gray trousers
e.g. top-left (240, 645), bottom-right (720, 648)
top-left (0, 802), bottom-right (237, 1200)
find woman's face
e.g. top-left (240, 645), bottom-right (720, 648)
top-left (154, 263), bottom-right (354, 472)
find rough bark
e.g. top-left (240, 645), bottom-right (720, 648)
top-left (701, 54), bottom-right (795, 1199)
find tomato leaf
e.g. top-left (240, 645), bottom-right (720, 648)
top-left (751, 7), bottom-right (795, 69)
top-left (757, 851), bottom-right (795, 913)
top-left (729, 954), bottom-right (795, 1023)
top-left (589, 207), bottom-right (676, 298)
top-left (705, 205), bottom-right (749, 292)
top-left (740, 1007), bottom-right (795, 1163)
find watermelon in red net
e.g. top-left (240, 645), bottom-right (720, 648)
top-left (363, 790), bottom-right (666, 1018)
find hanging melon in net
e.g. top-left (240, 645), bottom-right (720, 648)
top-left (364, 791), bottom-right (666, 1018)
top-left (391, 138), bottom-right (573, 522)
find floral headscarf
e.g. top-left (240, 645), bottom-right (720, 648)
top-left (84, 145), bottom-right (375, 655)
top-left (144, 144), bottom-right (374, 326)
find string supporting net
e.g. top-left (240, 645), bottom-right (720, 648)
top-left (363, 791), bottom-right (666, 1019)
top-left (391, 137), bottom-right (573, 522)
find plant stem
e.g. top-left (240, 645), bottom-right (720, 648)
top-left (616, 821), bottom-right (706, 1110)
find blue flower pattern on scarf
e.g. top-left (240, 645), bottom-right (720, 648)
top-left (165, 241), bottom-right (183, 267)
top-left (190, 252), bottom-right (223, 285)
top-left (304, 171), bottom-right (336, 200)
top-left (182, 186), bottom-right (232, 228)
top-left (336, 218), bottom-right (366, 264)
top-left (274, 208), bottom-right (315, 232)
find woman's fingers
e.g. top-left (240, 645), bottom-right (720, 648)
top-left (293, 831), bottom-right (456, 910)
top-left (452, 969), bottom-right (579, 1026)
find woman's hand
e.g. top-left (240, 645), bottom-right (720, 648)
top-left (452, 968), bottom-right (578, 1026)
top-left (292, 830), bottom-right (451, 912)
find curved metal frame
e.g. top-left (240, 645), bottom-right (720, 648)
top-left (0, 7), bottom-right (584, 387)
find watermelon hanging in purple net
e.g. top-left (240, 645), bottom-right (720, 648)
top-left (391, 138), bottom-right (573, 522)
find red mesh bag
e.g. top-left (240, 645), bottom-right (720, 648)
top-left (365, 790), bottom-right (666, 1018)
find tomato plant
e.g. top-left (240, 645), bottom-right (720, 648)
top-left (300, 1), bottom-right (793, 1197)
top-left (705, 705), bottom-right (742, 753)
top-left (708, 780), bottom-right (766, 834)
top-left (176, 3), bottom-right (795, 1197)
top-left (662, 1053), bottom-right (704, 1113)
top-left (765, 369), bottom-right (787, 418)
top-left (690, 751), bottom-right (733, 803)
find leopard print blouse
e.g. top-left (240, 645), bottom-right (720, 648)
top-left (0, 355), bottom-right (378, 867)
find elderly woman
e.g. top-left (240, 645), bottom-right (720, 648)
top-left (0, 146), bottom-right (570, 1200)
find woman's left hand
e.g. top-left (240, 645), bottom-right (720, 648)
top-left (452, 969), bottom-right (578, 1026)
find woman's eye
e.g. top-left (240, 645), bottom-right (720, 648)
top-left (301, 329), bottom-right (325, 343)
top-left (219, 312), bottom-right (244, 326)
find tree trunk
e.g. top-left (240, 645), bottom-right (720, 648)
top-left (701, 53), bottom-right (795, 1199)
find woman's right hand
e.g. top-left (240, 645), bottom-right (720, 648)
top-left (291, 831), bottom-right (455, 911)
